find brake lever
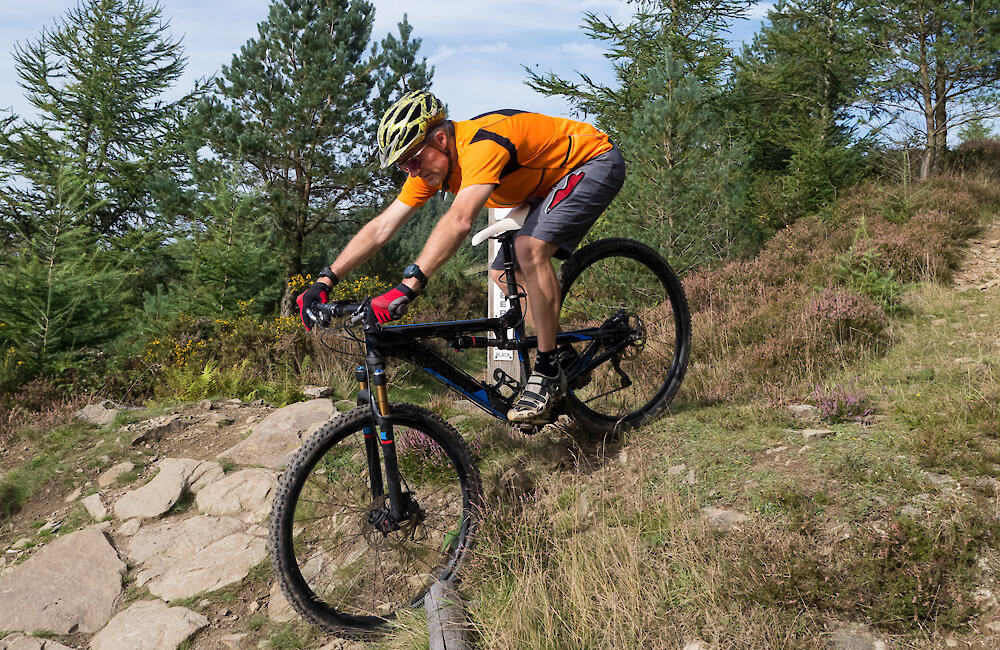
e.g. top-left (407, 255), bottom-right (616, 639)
top-left (304, 305), bottom-right (328, 329)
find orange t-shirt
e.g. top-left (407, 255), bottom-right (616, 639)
top-left (397, 110), bottom-right (613, 209)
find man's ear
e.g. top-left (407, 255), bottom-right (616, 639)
top-left (433, 126), bottom-right (449, 148)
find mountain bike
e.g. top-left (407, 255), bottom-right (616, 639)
top-left (268, 216), bottom-right (691, 637)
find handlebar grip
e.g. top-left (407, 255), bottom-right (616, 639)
top-left (313, 301), bottom-right (361, 317)
top-left (308, 301), bottom-right (364, 327)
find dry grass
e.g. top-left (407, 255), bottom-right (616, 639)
top-left (455, 287), bottom-right (1000, 647)
top-left (679, 175), bottom-right (1000, 404)
top-left (0, 378), bottom-right (89, 447)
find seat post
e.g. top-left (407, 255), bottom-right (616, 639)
top-left (486, 208), bottom-right (528, 388)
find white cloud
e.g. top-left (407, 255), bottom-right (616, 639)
top-left (427, 42), bottom-right (511, 66)
top-left (370, 0), bottom-right (630, 37)
top-left (557, 41), bottom-right (609, 60)
top-left (745, 2), bottom-right (776, 19)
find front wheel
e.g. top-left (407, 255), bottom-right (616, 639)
top-left (557, 238), bottom-right (691, 432)
top-left (268, 403), bottom-right (480, 638)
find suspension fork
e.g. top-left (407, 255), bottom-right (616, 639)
top-left (356, 365), bottom-right (384, 502)
top-left (364, 348), bottom-right (407, 522)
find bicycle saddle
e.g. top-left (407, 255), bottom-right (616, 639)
top-left (471, 203), bottom-right (529, 246)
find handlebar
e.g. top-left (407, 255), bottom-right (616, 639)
top-left (306, 300), bottom-right (365, 329)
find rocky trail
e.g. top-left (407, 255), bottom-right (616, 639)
top-left (1, 396), bottom-right (363, 650)
top-left (2, 218), bottom-right (998, 650)
top-left (953, 220), bottom-right (1000, 292)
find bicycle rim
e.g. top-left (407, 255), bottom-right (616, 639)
top-left (558, 238), bottom-right (690, 430)
top-left (270, 404), bottom-right (479, 635)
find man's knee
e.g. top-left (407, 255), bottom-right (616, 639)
top-left (514, 236), bottom-right (557, 269)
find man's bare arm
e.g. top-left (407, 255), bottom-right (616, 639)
top-left (407, 184), bottom-right (494, 290)
top-left (318, 199), bottom-right (418, 287)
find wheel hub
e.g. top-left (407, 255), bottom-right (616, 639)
top-left (622, 313), bottom-right (647, 359)
top-left (362, 494), bottom-right (425, 546)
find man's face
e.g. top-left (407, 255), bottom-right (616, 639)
top-left (399, 131), bottom-right (449, 186)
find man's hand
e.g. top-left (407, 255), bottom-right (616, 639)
top-left (296, 281), bottom-right (333, 330)
top-left (371, 283), bottom-right (417, 323)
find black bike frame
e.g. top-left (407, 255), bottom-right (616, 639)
top-left (337, 232), bottom-right (634, 523)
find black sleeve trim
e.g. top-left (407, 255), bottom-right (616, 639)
top-left (468, 108), bottom-right (528, 120)
top-left (561, 135), bottom-right (574, 167)
top-left (470, 129), bottom-right (522, 178)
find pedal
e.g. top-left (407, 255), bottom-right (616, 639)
top-left (492, 367), bottom-right (521, 398)
top-left (511, 422), bottom-right (542, 436)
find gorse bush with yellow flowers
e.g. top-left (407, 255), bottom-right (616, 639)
top-left (137, 299), bottom-right (310, 401)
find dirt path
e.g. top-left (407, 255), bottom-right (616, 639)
top-left (953, 218), bottom-right (1000, 291)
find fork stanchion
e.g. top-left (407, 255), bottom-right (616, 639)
top-left (487, 207), bottom-right (525, 391)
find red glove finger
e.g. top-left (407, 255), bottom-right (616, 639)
top-left (371, 284), bottom-right (416, 323)
top-left (297, 282), bottom-right (330, 330)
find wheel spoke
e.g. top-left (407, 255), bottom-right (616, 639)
top-left (558, 241), bottom-right (689, 429)
top-left (270, 406), bottom-right (479, 632)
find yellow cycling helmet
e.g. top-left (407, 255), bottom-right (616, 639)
top-left (377, 90), bottom-right (447, 168)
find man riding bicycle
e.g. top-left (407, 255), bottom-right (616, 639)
top-left (297, 90), bottom-right (626, 424)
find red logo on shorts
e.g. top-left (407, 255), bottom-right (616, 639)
top-left (546, 171), bottom-right (585, 213)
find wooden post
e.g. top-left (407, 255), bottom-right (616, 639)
top-left (487, 207), bottom-right (525, 391)
top-left (425, 580), bottom-right (469, 650)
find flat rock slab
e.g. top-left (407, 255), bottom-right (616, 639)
top-left (701, 507), bottom-right (749, 532)
top-left (131, 415), bottom-right (186, 446)
top-left (0, 634), bottom-right (75, 649)
top-left (127, 515), bottom-right (244, 566)
top-left (195, 468), bottom-right (277, 523)
top-left (801, 428), bottom-right (834, 441)
top-left (91, 600), bottom-right (208, 650)
top-left (268, 581), bottom-right (297, 622)
top-left (829, 623), bottom-right (886, 650)
top-left (302, 385), bottom-right (336, 398)
top-left (82, 493), bottom-right (108, 519)
top-left (75, 402), bottom-right (120, 427)
top-left (0, 527), bottom-right (125, 634)
top-left (115, 459), bottom-right (224, 520)
top-left (98, 461), bottom-right (135, 487)
top-left (218, 399), bottom-right (336, 469)
top-left (128, 515), bottom-right (265, 602)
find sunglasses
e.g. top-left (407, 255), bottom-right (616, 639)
top-left (397, 143), bottom-right (430, 175)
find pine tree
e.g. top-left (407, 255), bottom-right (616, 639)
top-left (165, 163), bottom-right (283, 317)
top-left (525, 0), bottom-right (752, 142)
top-left (958, 118), bottom-right (996, 144)
top-left (728, 0), bottom-right (871, 225)
top-left (0, 159), bottom-right (129, 382)
top-left (193, 1), bottom-right (432, 315)
top-left (595, 54), bottom-right (753, 271)
top-left (2, 0), bottom-right (198, 237)
top-left (862, 0), bottom-right (1000, 178)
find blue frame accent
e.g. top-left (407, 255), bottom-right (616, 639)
top-left (423, 367), bottom-right (508, 420)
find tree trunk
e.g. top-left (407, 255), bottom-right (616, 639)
top-left (280, 229), bottom-right (305, 317)
top-left (919, 62), bottom-right (935, 181)
top-left (932, 57), bottom-right (948, 177)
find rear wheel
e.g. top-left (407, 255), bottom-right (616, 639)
top-left (557, 238), bottom-right (690, 432)
top-left (269, 403), bottom-right (480, 637)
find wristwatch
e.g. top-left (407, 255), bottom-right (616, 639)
top-left (402, 263), bottom-right (428, 288)
top-left (317, 267), bottom-right (339, 286)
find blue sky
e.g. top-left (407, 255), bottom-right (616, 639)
top-left (0, 0), bottom-right (771, 123)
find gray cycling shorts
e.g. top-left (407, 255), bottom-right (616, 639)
top-left (490, 145), bottom-right (626, 271)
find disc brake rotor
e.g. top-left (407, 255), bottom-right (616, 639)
top-left (361, 495), bottom-right (426, 551)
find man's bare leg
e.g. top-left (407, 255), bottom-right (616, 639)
top-left (502, 236), bottom-right (566, 423)
top-left (513, 236), bottom-right (560, 352)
